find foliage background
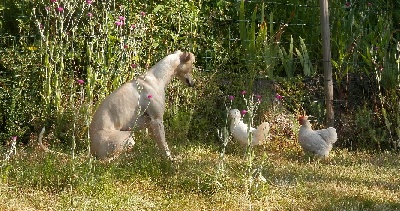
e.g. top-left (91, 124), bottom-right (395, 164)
top-left (0, 0), bottom-right (400, 152)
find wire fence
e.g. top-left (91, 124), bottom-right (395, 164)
top-left (0, 0), bottom-right (378, 69)
top-left (0, 0), bottom-right (390, 104)
top-left (1, 0), bottom-right (400, 150)
top-left (1, 1), bottom-right (322, 54)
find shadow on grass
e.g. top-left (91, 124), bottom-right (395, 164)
top-left (0, 137), bottom-right (230, 198)
top-left (3, 137), bottom-right (398, 210)
top-left (81, 137), bottom-right (236, 196)
top-left (315, 188), bottom-right (400, 210)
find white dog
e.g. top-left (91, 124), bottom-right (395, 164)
top-left (89, 50), bottom-right (195, 160)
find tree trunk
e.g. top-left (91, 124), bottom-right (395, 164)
top-left (319, 0), bottom-right (334, 127)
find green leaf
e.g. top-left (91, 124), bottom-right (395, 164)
top-left (153, 5), bottom-right (164, 13)
top-left (239, 0), bottom-right (247, 49)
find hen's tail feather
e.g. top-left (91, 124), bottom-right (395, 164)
top-left (252, 122), bottom-right (270, 145)
top-left (316, 127), bottom-right (337, 145)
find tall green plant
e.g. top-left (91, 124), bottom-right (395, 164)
top-left (295, 37), bottom-right (314, 76)
top-left (1, 0), bottom-right (205, 147)
top-left (238, 0), bottom-right (279, 80)
top-left (278, 35), bottom-right (294, 77)
top-left (32, 0), bottom-right (140, 148)
top-left (28, 0), bottom-right (203, 148)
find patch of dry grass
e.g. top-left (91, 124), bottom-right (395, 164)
top-left (0, 140), bottom-right (399, 210)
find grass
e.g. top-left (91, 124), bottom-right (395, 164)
top-left (0, 137), bottom-right (399, 210)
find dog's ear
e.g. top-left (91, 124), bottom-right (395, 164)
top-left (180, 52), bottom-right (192, 63)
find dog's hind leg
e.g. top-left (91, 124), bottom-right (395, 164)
top-left (91, 130), bottom-right (135, 159)
top-left (148, 119), bottom-right (172, 160)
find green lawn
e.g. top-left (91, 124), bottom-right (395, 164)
top-left (0, 138), bottom-right (399, 210)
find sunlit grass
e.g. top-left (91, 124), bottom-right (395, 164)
top-left (0, 139), bottom-right (399, 210)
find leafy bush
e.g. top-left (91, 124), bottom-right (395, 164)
top-left (0, 0), bottom-right (207, 149)
top-left (1, 0), bottom-right (400, 152)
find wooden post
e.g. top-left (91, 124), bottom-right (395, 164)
top-left (319, 0), bottom-right (334, 127)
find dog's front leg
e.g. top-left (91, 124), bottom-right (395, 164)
top-left (149, 119), bottom-right (172, 160)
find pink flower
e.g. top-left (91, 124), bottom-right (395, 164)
top-left (115, 21), bottom-right (123, 26)
top-left (45, 6), bottom-right (50, 11)
top-left (119, 16), bottom-right (125, 21)
top-left (11, 136), bottom-right (17, 141)
top-left (86, 0), bottom-right (92, 4)
top-left (241, 90), bottom-right (247, 95)
top-left (51, 0), bottom-right (57, 3)
top-left (140, 11), bottom-right (146, 17)
top-left (130, 24), bottom-right (136, 30)
top-left (344, 2), bottom-right (351, 8)
top-left (228, 95), bottom-right (235, 101)
top-left (57, 7), bottom-right (64, 12)
top-left (275, 94), bottom-right (282, 101)
top-left (147, 94), bottom-right (153, 99)
top-left (87, 12), bottom-right (93, 17)
top-left (256, 95), bottom-right (262, 102)
top-left (77, 79), bottom-right (84, 85)
top-left (240, 110), bottom-right (247, 116)
top-left (131, 64), bottom-right (137, 68)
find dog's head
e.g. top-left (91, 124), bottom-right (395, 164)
top-left (175, 51), bottom-right (195, 87)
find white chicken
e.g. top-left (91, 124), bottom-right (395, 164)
top-left (298, 116), bottom-right (337, 157)
top-left (229, 109), bottom-right (270, 146)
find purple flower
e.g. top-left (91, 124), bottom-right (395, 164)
top-left (119, 16), bottom-right (125, 21)
top-left (11, 136), bottom-right (17, 141)
top-left (147, 94), bottom-right (153, 99)
top-left (228, 95), bottom-right (235, 101)
top-left (86, 0), bottom-right (92, 4)
top-left (45, 6), bottom-right (50, 11)
top-left (256, 95), bottom-right (262, 102)
top-left (241, 90), bottom-right (247, 95)
top-left (57, 7), bottom-right (64, 12)
top-left (140, 11), bottom-right (146, 17)
top-left (77, 79), bottom-right (84, 85)
top-left (275, 94), bottom-right (283, 101)
top-left (51, 0), bottom-right (57, 3)
top-left (240, 110), bottom-right (247, 116)
top-left (115, 21), bottom-right (123, 26)
top-left (130, 24), bottom-right (136, 30)
top-left (344, 2), bottom-right (351, 8)
top-left (87, 12), bottom-right (93, 17)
